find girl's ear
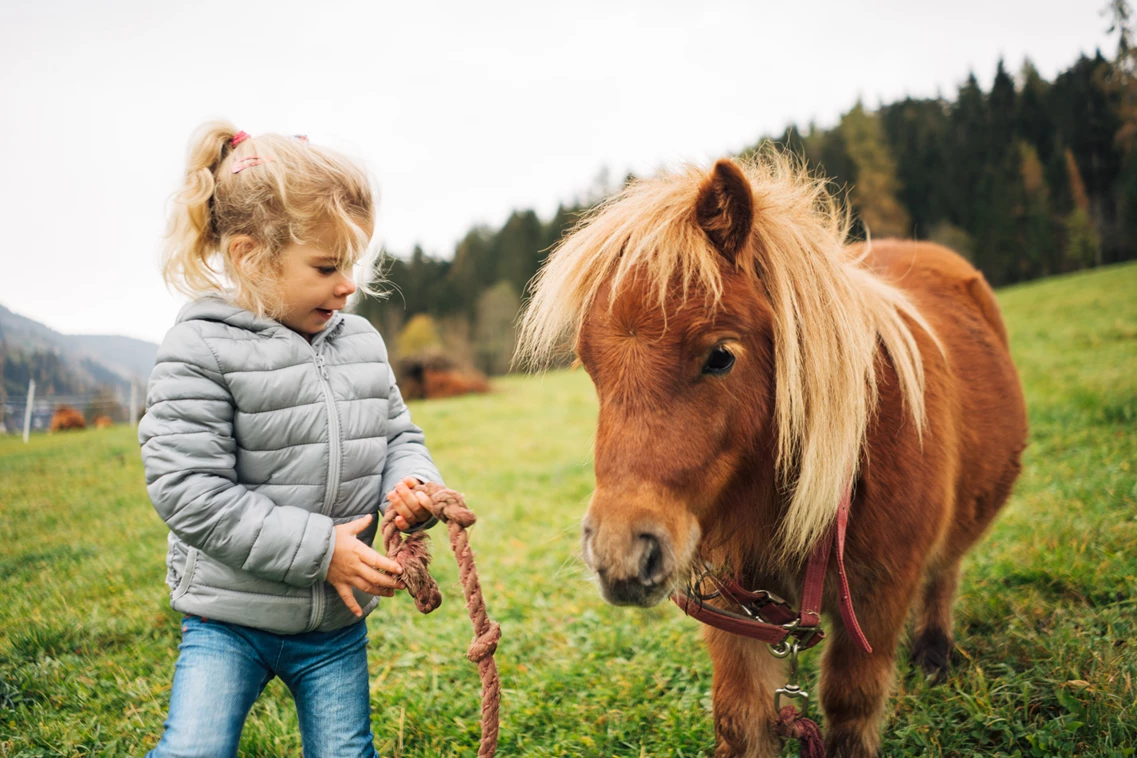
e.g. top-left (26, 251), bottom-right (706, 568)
top-left (227, 235), bottom-right (259, 275)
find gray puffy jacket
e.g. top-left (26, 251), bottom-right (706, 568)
top-left (138, 296), bottom-right (441, 634)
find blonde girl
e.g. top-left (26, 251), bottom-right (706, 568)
top-left (140, 121), bottom-right (439, 757)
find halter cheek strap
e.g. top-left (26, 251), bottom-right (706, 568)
top-left (672, 482), bottom-right (872, 654)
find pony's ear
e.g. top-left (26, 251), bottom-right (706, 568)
top-left (695, 159), bottom-right (754, 262)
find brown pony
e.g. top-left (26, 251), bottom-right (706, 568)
top-left (517, 154), bottom-right (1027, 757)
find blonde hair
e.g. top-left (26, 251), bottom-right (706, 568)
top-left (162, 120), bottom-right (380, 317)
top-left (517, 150), bottom-right (940, 557)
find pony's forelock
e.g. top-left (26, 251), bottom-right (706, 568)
top-left (517, 149), bottom-right (938, 558)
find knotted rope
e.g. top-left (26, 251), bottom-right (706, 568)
top-left (380, 482), bottom-right (501, 758)
top-left (774, 706), bottom-right (826, 758)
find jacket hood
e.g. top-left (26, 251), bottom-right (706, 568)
top-left (176, 294), bottom-right (277, 333)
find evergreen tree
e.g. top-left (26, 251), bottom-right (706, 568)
top-left (494, 210), bottom-right (544, 295)
top-left (881, 97), bottom-right (951, 236)
top-left (839, 102), bottom-right (911, 238)
top-left (974, 60), bottom-right (1023, 283)
top-left (1050, 54), bottom-right (1123, 260)
top-left (1015, 141), bottom-right (1056, 278)
top-left (947, 73), bottom-right (990, 231)
top-left (1017, 60), bottom-right (1055, 163)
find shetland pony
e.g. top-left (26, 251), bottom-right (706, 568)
top-left (517, 155), bottom-right (1027, 757)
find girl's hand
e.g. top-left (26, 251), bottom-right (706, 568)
top-left (385, 476), bottom-right (433, 531)
top-left (326, 515), bottom-right (404, 616)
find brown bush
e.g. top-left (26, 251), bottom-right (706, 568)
top-left (50, 405), bottom-right (87, 432)
top-left (396, 350), bottom-right (490, 401)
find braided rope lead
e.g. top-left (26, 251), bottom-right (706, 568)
top-left (381, 482), bottom-right (502, 758)
top-left (774, 706), bottom-right (826, 758)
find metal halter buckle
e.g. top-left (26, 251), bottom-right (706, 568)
top-left (773, 639), bottom-right (810, 714)
top-left (764, 608), bottom-right (823, 716)
top-left (768, 618), bottom-right (820, 659)
top-left (775, 683), bottom-right (809, 713)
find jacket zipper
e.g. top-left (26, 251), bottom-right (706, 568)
top-left (305, 337), bottom-right (342, 632)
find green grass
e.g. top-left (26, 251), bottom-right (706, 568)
top-left (1, 262), bottom-right (1135, 757)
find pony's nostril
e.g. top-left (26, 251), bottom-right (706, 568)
top-left (581, 514), bottom-right (595, 541)
top-left (638, 533), bottom-right (664, 586)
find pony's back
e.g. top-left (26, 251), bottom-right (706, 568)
top-left (857, 238), bottom-right (1027, 562)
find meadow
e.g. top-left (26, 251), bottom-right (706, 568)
top-left (1, 263), bottom-right (1134, 757)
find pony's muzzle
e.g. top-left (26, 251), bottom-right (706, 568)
top-left (581, 510), bottom-right (695, 607)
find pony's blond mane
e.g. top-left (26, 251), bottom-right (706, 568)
top-left (517, 150), bottom-right (939, 557)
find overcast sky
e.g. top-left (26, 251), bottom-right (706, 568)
top-left (0, 0), bottom-right (1111, 343)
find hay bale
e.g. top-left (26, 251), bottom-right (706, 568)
top-left (94, 416), bottom-right (114, 429)
top-left (50, 405), bottom-right (87, 432)
top-left (396, 350), bottom-right (490, 401)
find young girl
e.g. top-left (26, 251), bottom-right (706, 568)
top-left (139, 121), bottom-right (440, 757)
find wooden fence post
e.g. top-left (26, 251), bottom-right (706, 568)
top-left (22, 379), bottom-right (35, 444)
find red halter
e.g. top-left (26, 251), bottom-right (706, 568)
top-left (671, 483), bottom-right (872, 654)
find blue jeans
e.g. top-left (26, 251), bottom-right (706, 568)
top-left (147, 616), bottom-right (378, 758)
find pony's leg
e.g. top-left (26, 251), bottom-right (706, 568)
top-left (910, 557), bottom-right (962, 683)
top-left (818, 591), bottom-right (913, 758)
top-left (705, 626), bottom-right (785, 758)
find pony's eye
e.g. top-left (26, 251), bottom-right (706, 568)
top-left (702, 346), bottom-right (735, 376)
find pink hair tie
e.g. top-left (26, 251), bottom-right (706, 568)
top-left (232, 155), bottom-right (274, 174)
top-left (229, 130), bottom-right (250, 148)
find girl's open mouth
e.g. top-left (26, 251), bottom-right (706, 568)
top-left (315, 308), bottom-right (334, 319)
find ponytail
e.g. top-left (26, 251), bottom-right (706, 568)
top-left (161, 120), bottom-right (240, 298)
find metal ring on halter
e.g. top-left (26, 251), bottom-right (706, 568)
top-left (775, 684), bottom-right (809, 713)
top-left (769, 624), bottom-right (820, 659)
top-left (769, 639), bottom-right (795, 658)
top-left (758, 589), bottom-right (789, 607)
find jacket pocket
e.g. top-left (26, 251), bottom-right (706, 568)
top-left (172, 547), bottom-right (198, 601)
top-left (189, 551), bottom-right (312, 598)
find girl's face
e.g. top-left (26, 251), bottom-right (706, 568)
top-left (275, 227), bottom-right (361, 338)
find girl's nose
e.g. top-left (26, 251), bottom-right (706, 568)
top-left (335, 275), bottom-right (358, 297)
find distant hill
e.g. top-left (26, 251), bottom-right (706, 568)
top-left (66, 334), bottom-right (160, 383)
top-left (0, 303), bottom-right (158, 398)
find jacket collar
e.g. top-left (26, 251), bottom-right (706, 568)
top-left (178, 294), bottom-right (346, 345)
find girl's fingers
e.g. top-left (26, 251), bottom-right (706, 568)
top-left (358, 544), bottom-right (402, 575)
top-left (388, 488), bottom-right (431, 527)
top-left (333, 582), bottom-right (363, 617)
top-left (389, 499), bottom-right (416, 528)
top-left (346, 514), bottom-right (372, 535)
top-left (356, 565), bottom-right (403, 590)
top-left (412, 491), bottom-right (432, 520)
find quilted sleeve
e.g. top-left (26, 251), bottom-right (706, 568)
top-left (379, 362), bottom-right (443, 532)
top-left (138, 324), bottom-right (335, 587)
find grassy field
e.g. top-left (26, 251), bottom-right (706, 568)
top-left (1, 262), bottom-right (1135, 757)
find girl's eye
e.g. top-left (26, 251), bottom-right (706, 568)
top-left (317, 266), bottom-right (337, 275)
top-left (702, 346), bottom-right (735, 376)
